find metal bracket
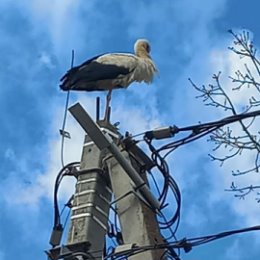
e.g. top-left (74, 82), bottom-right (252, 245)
top-left (110, 184), bottom-right (156, 213)
top-left (122, 137), bottom-right (155, 171)
top-left (114, 243), bottom-right (136, 254)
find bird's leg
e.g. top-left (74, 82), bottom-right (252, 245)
top-left (104, 89), bottom-right (112, 122)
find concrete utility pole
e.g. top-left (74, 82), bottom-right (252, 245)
top-left (47, 102), bottom-right (167, 260)
top-left (106, 149), bottom-right (166, 260)
top-left (66, 134), bottom-right (112, 259)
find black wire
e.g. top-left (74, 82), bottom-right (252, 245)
top-left (149, 172), bottom-right (178, 229)
top-left (105, 224), bottom-right (260, 259)
top-left (142, 109), bottom-right (260, 159)
top-left (177, 109), bottom-right (260, 133)
top-left (158, 126), bottom-right (219, 156)
top-left (145, 138), bottom-right (181, 231)
top-left (108, 203), bottom-right (122, 244)
top-left (53, 161), bottom-right (80, 228)
top-left (144, 137), bottom-right (182, 260)
top-left (160, 211), bottom-right (181, 258)
top-left (148, 170), bottom-right (161, 197)
top-left (104, 110), bottom-right (260, 259)
top-left (146, 139), bottom-right (169, 204)
top-left (187, 224), bottom-right (260, 246)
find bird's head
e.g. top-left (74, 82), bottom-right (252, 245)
top-left (134, 39), bottom-right (151, 58)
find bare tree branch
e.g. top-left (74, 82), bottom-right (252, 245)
top-left (191, 30), bottom-right (260, 201)
top-left (226, 182), bottom-right (260, 202)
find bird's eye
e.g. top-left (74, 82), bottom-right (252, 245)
top-left (145, 43), bottom-right (151, 53)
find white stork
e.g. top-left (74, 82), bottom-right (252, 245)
top-left (60, 39), bottom-right (157, 120)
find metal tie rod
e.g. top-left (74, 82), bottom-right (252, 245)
top-left (69, 102), bottom-right (161, 210)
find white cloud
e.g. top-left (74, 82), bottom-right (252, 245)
top-left (27, 1), bottom-right (78, 47)
top-left (39, 52), bottom-right (55, 69)
top-left (1, 97), bottom-right (89, 207)
top-left (17, 0), bottom-right (94, 57)
top-left (2, 87), bottom-right (163, 208)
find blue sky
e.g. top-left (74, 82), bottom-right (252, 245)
top-left (1, 1), bottom-right (260, 259)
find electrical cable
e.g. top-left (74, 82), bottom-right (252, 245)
top-left (134, 110), bottom-right (260, 258)
top-left (142, 137), bottom-right (182, 259)
top-left (145, 138), bottom-right (181, 232)
top-left (106, 202), bottom-right (122, 246)
top-left (60, 204), bottom-right (67, 217)
top-left (63, 207), bottom-right (71, 232)
top-left (60, 90), bottom-right (71, 168)
top-left (148, 170), bottom-right (161, 197)
top-left (149, 171), bottom-right (180, 239)
top-left (60, 50), bottom-right (75, 168)
top-left (140, 109), bottom-right (260, 161)
top-left (50, 108), bottom-right (260, 257)
top-left (53, 161), bottom-right (80, 229)
top-left (104, 224), bottom-right (260, 259)
top-left (186, 224), bottom-right (260, 246)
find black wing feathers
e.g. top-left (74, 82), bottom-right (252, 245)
top-left (60, 54), bottom-right (130, 91)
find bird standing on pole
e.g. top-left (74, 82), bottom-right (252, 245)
top-left (60, 39), bottom-right (157, 120)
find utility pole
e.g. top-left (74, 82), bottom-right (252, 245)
top-left (47, 102), bottom-right (168, 259)
top-left (106, 149), bottom-right (166, 259)
top-left (66, 133), bottom-right (112, 259)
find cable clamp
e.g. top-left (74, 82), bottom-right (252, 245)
top-left (145, 125), bottom-right (179, 140)
top-left (179, 238), bottom-right (192, 253)
top-left (59, 129), bottom-right (71, 139)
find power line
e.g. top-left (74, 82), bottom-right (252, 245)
top-left (141, 109), bottom-right (260, 160)
top-left (104, 224), bottom-right (260, 259)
